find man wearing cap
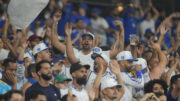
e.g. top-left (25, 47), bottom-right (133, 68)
top-left (132, 58), bottom-right (149, 100)
top-left (116, 51), bottom-right (144, 101)
top-left (91, 58), bottom-right (124, 101)
top-left (65, 23), bottom-right (121, 71)
top-left (100, 77), bottom-right (123, 101)
top-left (60, 62), bottom-right (90, 101)
top-left (24, 34), bottom-right (42, 62)
top-left (54, 74), bottom-right (72, 89)
top-left (25, 60), bottom-right (61, 101)
top-left (33, 42), bottom-right (51, 62)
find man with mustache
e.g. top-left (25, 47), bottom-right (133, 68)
top-left (25, 60), bottom-right (61, 101)
top-left (60, 62), bottom-right (90, 101)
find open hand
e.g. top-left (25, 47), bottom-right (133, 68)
top-left (110, 60), bottom-right (120, 75)
top-left (65, 23), bottom-right (72, 36)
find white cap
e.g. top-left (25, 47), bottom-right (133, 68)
top-left (82, 32), bottom-right (95, 40)
top-left (133, 58), bottom-right (147, 74)
top-left (101, 77), bottom-right (121, 91)
top-left (116, 51), bottom-right (137, 61)
top-left (133, 58), bottom-right (147, 70)
top-left (91, 47), bottom-right (110, 63)
top-left (33, 43), bottom-right (49, 55)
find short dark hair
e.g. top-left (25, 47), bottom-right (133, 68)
top-left (144, 79), bottom-right (168, 94)
top-left (36, 60), bottom-right (51, 73)
top-left (27, 64), bottom-right (37, 78)
top-left (61, 94), bottom-right (76, 101)
top-left (28, 89), bottom-right (46, 100)
top-left (2, 58), bottom-right (16, 67)
top-left (3, 90), bottom-right (23, 101)
top-left (170, 74), bottom-right (180, 90)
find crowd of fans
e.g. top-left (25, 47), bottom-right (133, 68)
top-left (0, 0), bottom-right (180, 101)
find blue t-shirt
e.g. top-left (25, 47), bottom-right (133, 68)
top-left (167, 91), bottom-right (178, 101)
top-left (106, 16), bottom-right (124, 37)
top-left (124, 7), bottom-right (146, 43)
top-left (25, 82), bottom-right (61, 101)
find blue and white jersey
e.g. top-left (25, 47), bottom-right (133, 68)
top-left (132, 69), bottom-right (151, 100)
top-left (60, 84), bottom-right (89, 101)
top-left (85, 68), bottom-right (116, 90)
top-left (120, 71), bottom-right (144, 101)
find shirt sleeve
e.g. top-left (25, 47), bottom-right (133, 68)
top-left (120, 71), bottom-right (144, 88)
top-left (16, 61), bottom-right (25, 87)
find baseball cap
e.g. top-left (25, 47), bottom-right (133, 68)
top-left (33, 43), bottom-right (49, 55)
top-left (54, 74), bottom-right (72, 83)
top-left (101, 77), bottom-right (122, 91)
top-left (81, 32), bottom-right (95, 40)
top-left (70, 62), bottom-right (90, 74)
top-left (91, 47), bottom-right (110, 63)
top-left (92, 8), bottom-right (101, 15)
top-left (28, 34), bottom-right (42, 42)
top-left (80, 4), bottom-right (88, 11)
top-left (116, 51), bottom-right (137, 61)
top-left (133, 58), bottom-right (147, 74)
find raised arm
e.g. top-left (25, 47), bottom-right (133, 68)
top-left (161, 55), bottom-right (179, 85)
top-left (150, 41), bottom-right (167, 79)
top-left (65, 23), bottom-right (79, 64)
top-left (110, 20), bottom-right (124, 58)
top-left (92, 58), bottom-right (104, 98)
top-left (51, 10), bottom-right (66, 54)
top-left (157, 25), bottom-right (168, 45)
top-left (110, 60), bottom-right (124, 100)
top-left (147, 0), bottom-right (159, 21)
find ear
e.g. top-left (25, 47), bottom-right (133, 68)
top-left (37, 71), bottom-right (41, 76)
top-left (72, 72), bottom-right (76, 78)
top-left (1, 67), bottom-right (5, 71)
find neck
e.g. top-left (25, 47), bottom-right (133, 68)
top-left (36, 58), bottom-right (42, 63)
top-left (73, 80), bottom-right (83, 90)
top-left (82, 49), bottom-right (92, 55)
top-left (171, 89), bottom-right (179, 99)
top-left (38, 78), bottom-right (50, 87)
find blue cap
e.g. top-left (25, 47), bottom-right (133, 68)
top-left (92, 8), bottom-right (102, 15)
top-left (80, 4), bottom-right (88, 11)
top-left (145, 28), bottom-right (153, 34)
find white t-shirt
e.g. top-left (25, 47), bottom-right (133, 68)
top-left (132, 70), bottom-right (151, 100)
top-left (140, 19), bottom-right (155, 40)
top-left (91, 17), bottom-right (109, 35)
top-left (0, 49), bottom-right (10, 61)
top-left (120, 71), bottom-right (144, 101)
top-left (60, 84), bottom-right (89, 101)
top-left (68, 48), bottom-right (110, 71)
top-left (85, 68), bottom-right (116, 90)
top-left (60, 64), bottom-right (72, 79)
